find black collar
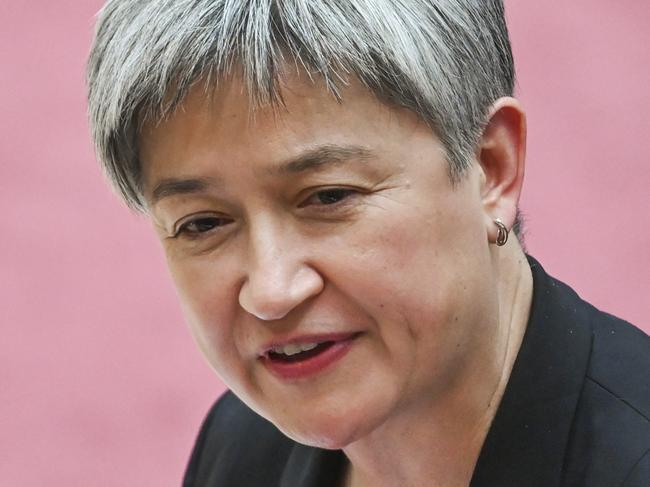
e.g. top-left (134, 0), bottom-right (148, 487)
top-left (470, 256), bottom-right (593, 485)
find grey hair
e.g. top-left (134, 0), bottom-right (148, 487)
top-left (87, 0), bottom-right (515, 212)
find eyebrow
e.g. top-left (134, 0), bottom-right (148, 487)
top-left (150, 177), bottom-right (213, 205)
top-left (149, 144), bottom-right (374, 205)
top-left (276, 144), bottom-right (374, 174)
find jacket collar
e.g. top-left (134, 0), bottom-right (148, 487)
top-left (279, 257), bottom-right (594, 486)
top-left (470, 256), bottom-right (593, 485)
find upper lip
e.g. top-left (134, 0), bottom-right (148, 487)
top-left (259, 332), bottom-right (360, 357)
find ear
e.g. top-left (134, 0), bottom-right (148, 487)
top-left (476, 97), bottom-right (527, 242)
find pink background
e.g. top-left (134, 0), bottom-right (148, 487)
top-left (1, 1), bottom-right (648, 485)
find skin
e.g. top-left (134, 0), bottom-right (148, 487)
top-left (140, 72), bottom-right (532, 486)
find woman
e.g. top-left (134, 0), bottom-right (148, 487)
top-left (87, 1), bottom-right (650, 485)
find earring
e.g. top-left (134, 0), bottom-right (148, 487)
top-left (494, 218), bottom-right (509, 246)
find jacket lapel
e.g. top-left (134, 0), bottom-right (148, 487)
top-left (471, 257), bottom-right (594, 486)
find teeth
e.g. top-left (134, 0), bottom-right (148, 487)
top-left (271, 342), bottom-right (319, 356)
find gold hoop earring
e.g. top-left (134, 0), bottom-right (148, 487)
top-left (494, 218), bottom-right (509, 246)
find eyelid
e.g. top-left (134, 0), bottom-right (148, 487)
top-left (171, 211), bottom-right (226, 237)
top-left (303, 187), bottom-right (365, 209)
top-left (300, 186), bottom-right (361, 203)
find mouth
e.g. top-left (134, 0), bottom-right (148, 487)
top-left (260, 332), bottom-right (361, 380)
top-left (267, 340), bottom-right (337, 362)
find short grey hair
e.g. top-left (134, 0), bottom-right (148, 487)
top-left (87, 0), bottom-right (515, 212)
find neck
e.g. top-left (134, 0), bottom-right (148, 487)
top-left (342, 244), bottom-right (533, 487)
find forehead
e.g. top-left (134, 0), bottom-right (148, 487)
top-left (138, 71), bottom-right (437, 194)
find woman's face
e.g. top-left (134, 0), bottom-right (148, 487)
top-left (140, 75), bottom-right (498, 448)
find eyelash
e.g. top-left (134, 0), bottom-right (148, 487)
top-left (172, 188), bottom-right (360, 239)
top-left (298, 187), bottom-right (359, 209)
top-left (172, 214), bottom-right (232, 239)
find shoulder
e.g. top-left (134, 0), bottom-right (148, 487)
top-left (183, 391), bottom-right (296, 487)
top-left (533, 262), bottom-right (650, 421)
top-left (586, 306), bottom-right (650, 421)
top-left (525, 258), bottom-right (650, 485)
top-left (563, 295), bottom-right (650, 486)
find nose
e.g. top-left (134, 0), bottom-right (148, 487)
top-left (238, 229), bottom-right (324, 321)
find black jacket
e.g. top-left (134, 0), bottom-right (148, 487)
top-left (183, 258), bottom-right (650, 486)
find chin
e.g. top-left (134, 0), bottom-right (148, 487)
top-left (270, 399), bottom-right (390, 450)
top-left (279, 419), bottom-right (363, 450)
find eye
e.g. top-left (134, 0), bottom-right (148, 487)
top-left (300, 188), bottom-right (358, 207)
top-left (173, 214), bottom-right (233, 238)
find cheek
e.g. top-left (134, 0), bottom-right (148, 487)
top-left (165, 255), bottom-right (243, 374)
top-left (327, 190), bottom-right (490, 351)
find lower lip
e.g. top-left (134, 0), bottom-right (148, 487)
top-left (262, 335), bottom-right (358, 381)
